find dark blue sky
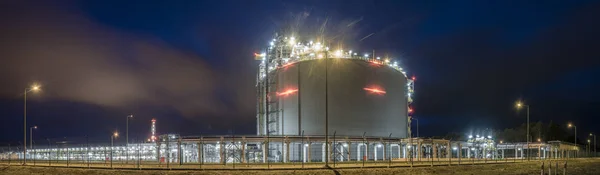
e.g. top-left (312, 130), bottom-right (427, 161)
top-left (1, 0), bottom-right (599, 143)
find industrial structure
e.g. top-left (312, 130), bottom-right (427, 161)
top-left (149, 119), bottom-right (157, 142)
top-left (0, 34), bottom-right (589, 167)
top-left (255, 34), bottom-right (414, 138)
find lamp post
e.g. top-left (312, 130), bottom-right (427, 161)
top-left (29, 126), bottom-right (37, 149)
top-left (568, 123), bottom-right (576, 145)
top-left (412, 117), bottom-right (419, 138)
top-left (23, 84), bottom-right (40, 165)
top-left (111, 131), bottom-right (118, 169)
top-left (516, 101), bottom-right (529, 161)
top-left (590, 133), bottom-right (596, 157)
top-left (126, 114), bottom-right (133, 164)
top-left (588, 139), bottom-right (591, 156)
top-left (30, 126), bottom-right (37, 166)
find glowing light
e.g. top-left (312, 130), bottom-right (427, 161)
top-left (500, 140), bottom-right (503, 144)
top-left (353, 53), bottom-right (357, 56)
top-left (376, 57), bottom-right (381, 60)
top-left (281, 62), bottom-right (295, 68)
top-left (31, 85), bottom-right (40, 91)
top-left (277, 89), bottom-right (298, 96)
top-left (343, 143), bottom-right (348, 147)
top-left (369, 60), bottom-right (382, 65)
top-left (408, 107), bottom-right (413, 113)
top-left (270, 41), bottom-right (274, 46)
top-left (487, 135), bottom-right (492, 139)
top-left (335, 50), bottom-right (343, 57)
top-left (476, 135), bottom-right (480, 138)
top-left (364, 54), bottom-right (369, 57)
top-left (411, 76), bottom-right (416, 81)
top-left (452, 147), bottom-right (457, 150)
top-left (471, 148), bottom-right (475, 150)
top-left (113, 132), bottom-right (119, 137)
top-left (385, 59), bottom-right (390, 63)
top-left (469, 135), bottom-right (473, 139)
top-left (313, 44), bottom-right (322, 51)
top-left (363, 87), bottom-right (386, 94)
top-left (377, 144), bottom-right (382, 148)
top-left (538, 138), bottom-right (541, 142)
top-left (318, 54), bottom-right (324, 59)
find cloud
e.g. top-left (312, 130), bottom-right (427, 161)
top-left (0, 1), bottom-right (253, 118)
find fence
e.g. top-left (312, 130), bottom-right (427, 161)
top-left (0, 135), bottom-right (593, 170)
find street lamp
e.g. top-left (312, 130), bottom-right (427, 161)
top-left (588, 139), bottom-right (591, 155)
top-left (126, 115), bottom-right (133, 144)
top-left (568, 123), bottom-right (576, 145)
top-left (126, 114), bottom-right (133, 164)
top-left (590, 133), bottom-right (596, 157)
top-left (29, 125), bottom-right (37, 165)
top-left (29, 126), bottom-right (37, 149)
top-left (111, 131), bottom-right (118, 169)
top-left (24, 84), bottom-right (40, 165)
top-left (516, 101), bottom-right (530, 161)
top-left (412, 117), bottom-right (419, 138)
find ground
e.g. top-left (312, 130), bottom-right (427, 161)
top-left (1, 159), bottom-right (599, 175)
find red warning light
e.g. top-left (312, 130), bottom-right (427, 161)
top-left (363, 87), bottom-right (386, 94)
top-left (408, 107), bottom-right (414, 113)
top-left (281, 62), bottom-right (295, 69)
top-left (369, 61), bottom-right (382, 67)
top-left (411, 76), bottom-right (416, 81)
top-left (277, 89), bottom-right (298, 96)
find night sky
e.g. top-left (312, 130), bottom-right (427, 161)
top-left (1, 0), bottom-right (599, 143)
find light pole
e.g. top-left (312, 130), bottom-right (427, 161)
top-left (111, 131), bottom-right (118, 169)
top-left (413, 118), bottom-right (419, 138)
top-left (324, 50), bottom-right (329, 167)
top-left (29, 126), bottom-right (37, 149)
top-left (23, 84), bottom-right (40, 165)
top-left (568, 123), bottom-right (576, 145)
top-left (30, 126), bottom-right (37, 166)
top-left (588, 139), bottom-right (591, 156)
top-left (516, 101), bottom-right (529, 161)
top-left (590, 133), bottom-right (596, 157)
top-left (568, 123), bottom-right (577, 157)
top-left (126, 114), bottom-right (133, 164)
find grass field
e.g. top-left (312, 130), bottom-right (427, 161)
top-left (1, 158), bottom-right (599, 175)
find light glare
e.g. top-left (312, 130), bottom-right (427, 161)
top-left (363, 87), bottom-right (386, 94)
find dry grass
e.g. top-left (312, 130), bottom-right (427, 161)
top-left (2, 159), bottom-right (599, 175)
